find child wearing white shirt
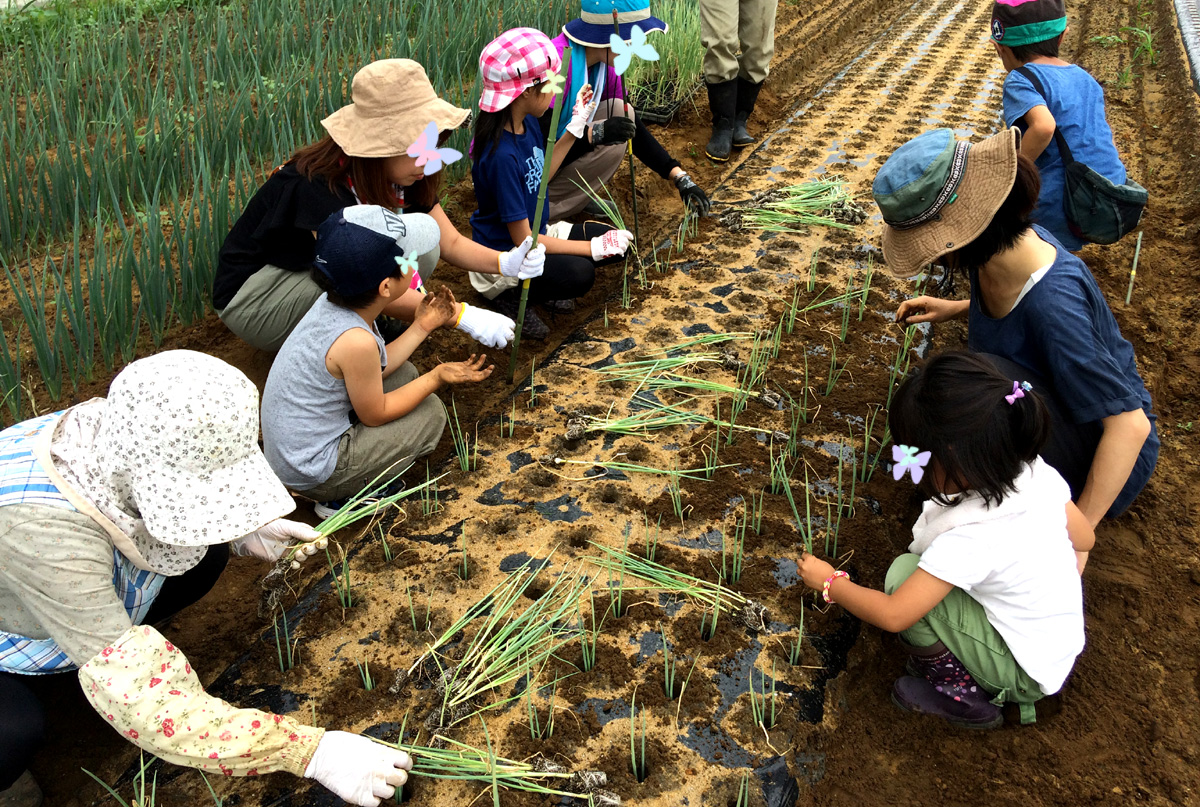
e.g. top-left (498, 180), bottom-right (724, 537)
top-left (800, 352), bottom-right (1094, 728)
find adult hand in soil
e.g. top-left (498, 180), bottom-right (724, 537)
top-left (590, 115), bottom-right (636, 146)
top-left (413, 286), bottom-right (458, 332)
top-left (304, 731), bottom-right (412, 806)
top-left (590, 228), bottom-right (634, 260)
top-left (456, 304), bottom-right (516, 348)
top-left (230, 518), bottom-right (324, 563)
top-left (565, 83), bottom-right (596, 139)
top-left (896, 295), bottom-right (968, 324)
top-left (437, 353), bottom-right (495, 385)
top-left (498, 236), bottom-right (546, 280)
top-left (675, 173), bottom-right (711, 216)
top-left (798, 551), bottom-right (837, 592)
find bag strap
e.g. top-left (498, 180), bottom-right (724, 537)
top-left (1015, 65), bottom-right (1075, 166)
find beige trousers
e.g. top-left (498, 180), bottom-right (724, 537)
top-left (548, 104), bottom-right (636, 221)
top-left (699, 0), bottom-right (780, 84)
top-left (299, 361), bottom-right (447, 502)
top-left (218, 246), bottom-right (442, 353)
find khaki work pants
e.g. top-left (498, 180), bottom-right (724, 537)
top-left (699, 0), bottom-right (780, 84)
top-left (298, 362), bottom-right (447, 502)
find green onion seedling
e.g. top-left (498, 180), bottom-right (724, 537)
top-left (859, 254), bottom-right (874, 321)
top-left (357, 659), bottom-right (374, 691)
top-left (735, 772), bottom-right (750, 807)
top-left (273, 608), bottom-right (297, 672)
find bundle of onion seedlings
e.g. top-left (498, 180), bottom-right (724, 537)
top-left (586, 543), bottom-right (768, 631)
top-left (719, 179), bottom-right (865, 233)
top-left (258, 465), bottom-right (447, 616)
top-left (566, 394), bottom-right (783, 442)
top-left (375, 733), bottom-right (617, 804)
top-left (405, 557), bottom-right (591, 727)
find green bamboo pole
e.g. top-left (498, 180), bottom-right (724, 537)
top-left (507, 47), bottom-right (571, 384)
top-left (613, 10), bottom-right (641, 248)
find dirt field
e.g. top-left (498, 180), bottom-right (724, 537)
top-left (23, 0), bottom-right (1200, 805)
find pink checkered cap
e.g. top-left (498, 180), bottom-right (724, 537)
top-left (478, 27), bottom-right (562, 113)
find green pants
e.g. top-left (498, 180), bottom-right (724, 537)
top-left (699, 0), bottom-right (779, 84)
top-left (298, 362), bottom-right (447, 502)
top-left (886, 554), bottom-right (1044, 721)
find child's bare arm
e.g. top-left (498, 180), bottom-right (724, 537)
top-left (333, 330), bottom-right (443, 426)
top-left (799, 552), bottom-right (954, 633)
top-left (382, 287), bottom-right (458, 375)
top-left (1019, 105), bottom-right (1056, 162)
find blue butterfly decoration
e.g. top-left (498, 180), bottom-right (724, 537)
top-left (610, 24), bottom-right (659, 77)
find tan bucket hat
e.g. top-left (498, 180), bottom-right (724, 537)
top-left (321, 59), bottom-right (471, 158)
top-left (873, 127), bottom-right (1020, 278)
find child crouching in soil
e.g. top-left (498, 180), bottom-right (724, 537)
top-left (799, 352), bottom-right (1093, 727)
top-left (261, 205), bottom-right (494, 517)
top-left (468, 28), bottom-right (635, 340)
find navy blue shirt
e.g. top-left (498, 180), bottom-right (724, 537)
top-left (470, 115), bottom-right (549, 251)
top-left (1002, 63), bottom-right (1126, 251)
top-left (968, 226), bottom-right (1157, 508)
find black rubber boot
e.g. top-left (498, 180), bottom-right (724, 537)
top-left (733, 77), bottom-right (763, 148)
top-left (704, 79), bottom-right (738, 162)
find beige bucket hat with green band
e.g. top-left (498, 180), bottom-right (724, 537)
top-left (321, 59), bottom-right (471, 158)
top-left (873, 126), bottom-right (1020, 278)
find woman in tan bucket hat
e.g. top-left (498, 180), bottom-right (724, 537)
top-left (876, 126), bottom-right (1157, 537)
top-left (214, 59), bottom-right (545, 353)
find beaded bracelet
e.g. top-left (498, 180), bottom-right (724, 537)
top-left (822, 570), bottom-right (849, 604)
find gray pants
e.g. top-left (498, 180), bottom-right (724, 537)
top-left (218, 247), bottom-right (441, 353)
top-left (299, 362), bottom-right (447, 502)
top-left (548, 105), bottom-right (635, 221)
top-left (699, 0), bottom-right (779, 84)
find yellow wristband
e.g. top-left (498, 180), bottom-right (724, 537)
top-left (455, 304), bottom-right (467, 328)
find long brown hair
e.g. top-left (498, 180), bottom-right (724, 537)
top-left (290, 135), bottom-right (443, 210)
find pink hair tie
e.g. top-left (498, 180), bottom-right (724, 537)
top-left (1006, 380), bottom-right (1032, 405)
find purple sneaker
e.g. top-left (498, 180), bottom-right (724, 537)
top-left (891, 641), bottom-right (1003, 730)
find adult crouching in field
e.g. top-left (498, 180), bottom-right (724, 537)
top-left (213, 59), bottom-right (544, 353)
top-left (876, 127), bottom-right (1157, 544)
top-left (543, 0), bottom-right (712, 221)
top-left (468, 29), bottom-right (636, 339)
top-left (0, 351), bottom-right (412, 807)
top-left (700, 0), bottom-right (779, 161)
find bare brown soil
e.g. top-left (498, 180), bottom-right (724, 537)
top-left (23, 0), bottom-right (1200, 806)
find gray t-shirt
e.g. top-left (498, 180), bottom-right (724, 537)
top-left (261, 294), bottom-right (386, 489)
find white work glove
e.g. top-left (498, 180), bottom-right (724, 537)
top-left (230, 518), bottom-right (324, 563)
top-left (498, 236), bottom-right (546, 280)
top-left (304, 731), bottom-right (413, 807)
top-left (564, 83), bottom-right (596, 139)
top-left (590, 228), bottom-right (635, 261)
top-left (456, 303), bottom-right (515, 349)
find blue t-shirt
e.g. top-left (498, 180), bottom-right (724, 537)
top-left (1002, 63), bottom-right (1127, 251)
top-left (968, 226), bottom-right (1157, 509)
top-left (469, 115), bottom-right (549, 251)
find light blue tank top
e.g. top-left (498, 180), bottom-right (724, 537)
top-left (261, 294), bottom-right (386, 489)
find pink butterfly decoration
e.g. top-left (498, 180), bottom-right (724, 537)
top-left (407, 121), bottom-right (463, 176)
top-left (891, 444), bottom-right (931, 484)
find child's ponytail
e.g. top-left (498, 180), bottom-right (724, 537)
top-left (1004, 379), bottom-right (1051, 465)
top-left (889, 351), bottom-right (1051, 508)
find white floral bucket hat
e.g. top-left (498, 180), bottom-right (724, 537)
top-left (95, 350), bottom-right (295, 548)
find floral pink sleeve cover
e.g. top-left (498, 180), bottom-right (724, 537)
top-left (77, 625), bottom-right (324, 777)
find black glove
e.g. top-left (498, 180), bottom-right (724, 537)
top-left (590, 116), bottom-right (637, 146)
top-left (675, 173), bottom-right (711, 216)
